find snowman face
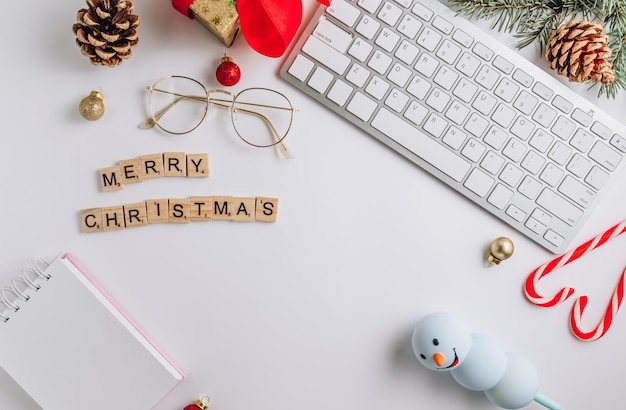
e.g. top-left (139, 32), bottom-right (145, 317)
top-left (411, 312), bottom-right (472, 371)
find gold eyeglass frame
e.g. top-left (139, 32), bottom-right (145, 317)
top-left (139, 75), bottom-right (296, 158)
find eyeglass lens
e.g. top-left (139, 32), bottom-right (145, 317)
top-left (230, 88), bottom-right (293, 148)
top-left (149, 76), bottom-right (208, 135)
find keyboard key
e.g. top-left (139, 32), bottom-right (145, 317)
top-left (539, 162), bottom-right (564, 186)
top-left (412, 2), bottom-right (434, 21)
top-left (314, 17), bottom-right (353, 53)
top-left (452, 78), bottom-right (478, 103)
top-left (548, 142), bottom-right (573, 166)
top-left (375, 27), bottom-right (400, 52)
top-left (395, 40), bottom-right (419, 64)
top-left (571, 108), bottom-right (592, 126)
top-left (544, 230), bottom-right (564, 247)
top-left (552, 95), bottom-right (573, 113)
top-left (536, 188), bottom-right (583, 226)
top-left (570, 129), bottom-right (594, 152)
top-left (500, 164), bottom-right (523, 187)
top-left (521, 151), bottom-right (545, 174)
top-left (445, 100), bottom-right (470, 125)
top-left (588, 141), bottom-right (622, 171)
top-left (590, 121), bottom-right (612, 140)
top-left (388, 63), bottom-right (412, 87)
top-left (433, 66), bottom-right (458, 90)
top-left (308, 66), bottom-right (334, 93)
top-left (432, 16), bottom-right (453, 35)
top-left (506, 204), bottom-right (526, 222)
top-left (368, 50), bottom-right (393, 74)
top-left (518, 175), bottom-right (542, 199)
top-left (407, 75), bottom-right (431, 99)
top-left (436, 40), bottom-right (462, 65)
top-left (484, 126), bottom-right (508, 150)
top-left (510, 117), bottom-right (535, 140)
top-left (417, 27), bottom-right (442, 52)
top-left (385, 88), bottom-right (409, 112)
top-left (423, 113), bottom-right (448, 137)
top-left (475, 65), bottom-right (500, 89)
top-left (488, 184), bottom-right (513, 209)
top-left (611, 134), bottom-right (626, 152)
top-left (452, 29), bottom-right (473, 48)
top-left (530, 130), bottom-right (554, 154)
top-left (372, 108), bottom-right (471, 181)
top-left (512, 68), bottom-right (533, 87)
top-left (404, 100), bottom-right (429, 125)
top-left (378, 2), bottom-right (403, 26)
top-left (503, 138), bottom-right (526, 162)
top-left (472, 42), bottom-right (494, 61)
top-left (347, 92), bottom-right (378, 121)
top-left (425, 88), bottom-right (450, 112)
top-left (348, 38), bottom-right (374, 61)
top-left (525, 217), bottom-right (546, 235)
top-left (492, 56), bottom-right (514, 74)
top-left (456, 52), bottom-right (481, 77)
top-left (415, 53), bottom-right (439, 77)
top-left (356, 15), bottom-right (381, 39)
top-left (303, 36), bottom-right (351, 75)
top-left (558, 175), bottom-right (595, 208)
top-left (442, 126), bottom-right (467, 150)
top-left (585, 166), bottom-right (610, 190)
top-left (491, 104), bottom-right (516, 128)
top-left (532, 82), bottom-right (553, 100)
top-left (513, 90), bottom-right (538, 116)
top-left (532, 103), bottom-right (557, 128)
top-left (327, 0), bottom-right (361, 27)
top-left (494, 78), bottom-right (520, 102)
top-left (481, 151), bottom-right (505, 174)
top-left (461, 138), bottom-right (486, 161)
top-left (464, 168), bottom-right (494, 197)
top-left (551, 116), bottom-right (576, 140)
top-left (346, 63), bottom-right (370, 87)
top-left (365, 75), bottom-right (390, 100)
top-left (566, 154), bottom-right (591, 177)
top-left (327, 80), bottom-right (353, 106)
top-left (465, 112), bottom-right (489, 137)
top-left (397, 14), bottom-right (422, 39)
top-left (358, 0), bottom-right (383, 14)
top-left (288, 54), bottom-right (314, 81)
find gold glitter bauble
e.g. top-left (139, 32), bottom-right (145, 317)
top-left (487, 237), bottom-right (515, 265)
top-left (79, 91), bottom-right (105, 121)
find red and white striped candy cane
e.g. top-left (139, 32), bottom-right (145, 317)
top-left (524, 220), bottom-right (626, 341)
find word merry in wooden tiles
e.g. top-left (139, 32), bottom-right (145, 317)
top-left (100, 152), bottom-right (209, 191)
top-left (81, 196), bottom-right (278, 233)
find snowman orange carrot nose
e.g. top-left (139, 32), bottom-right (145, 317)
top-left (433, 353), bottom-right (445, 367)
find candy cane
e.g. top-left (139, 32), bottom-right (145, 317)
top-left (524, 220), bottom-right (626, 341)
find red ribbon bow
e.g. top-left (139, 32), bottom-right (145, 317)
top-left (173, 0), bottom-right (330, 57)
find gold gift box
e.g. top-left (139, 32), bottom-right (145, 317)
top-left (189, 0), bottom-right (240, 47)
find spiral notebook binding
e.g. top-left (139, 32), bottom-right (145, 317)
top-left (0, 257), bottom-right (51, 322)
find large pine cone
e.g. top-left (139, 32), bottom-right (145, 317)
top-left (545, 20), bottom-right (615, 85)
top-left (72, 0), bottom-right (140, 67)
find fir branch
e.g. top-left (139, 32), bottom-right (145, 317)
top-left (450, 0), bottom-right (626, 97)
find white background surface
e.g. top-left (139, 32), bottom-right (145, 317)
top-left (1, 1), bottom-right (625, 409)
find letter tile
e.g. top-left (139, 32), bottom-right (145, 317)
top-left (101, 205), bottom-right (126, 231)
top-left (168, 198), bottom-right (191, 223)
top-left (232, 197), bottom-right (256, 222)
top-left (80, 208), bottom-right (103, 233)
top-left (124, 202), bottom-right (148, 228)
top-left (100, 165), bottom-right (124, 192)
top-left (190, 196), bottom-right (213, 221)
top-left (163, 152), bottom-right (187, 177)
top-left (255, 197), bottom-right (279, 222)
top-left (119, 158), bottom-right (144, 184)
top-left (140, 153), bottom-right (165, 179)
top-left (146, 199), bottom-right (170, 223)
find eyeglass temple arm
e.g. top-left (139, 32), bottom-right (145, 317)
top-left (138, 90), bottom-right (208, 129)
top-left (234, 107), bottom-right (295, 159)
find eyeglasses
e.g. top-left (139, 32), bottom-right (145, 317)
top-left (139, 75), bottom-right (297, 159)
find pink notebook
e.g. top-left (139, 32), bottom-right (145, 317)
top-left (0, 253), bottom-right (183, 409)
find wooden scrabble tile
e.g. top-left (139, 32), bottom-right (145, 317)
top-left (124, 202), bottom-right (148, 228)
top-left (146, 199), bottom-right (169, 223)
top-left (186, 153), bottom-right (210, 177)
top-left (163, 152), bottom-right (187, 177)
top-left (119, 158), bottom-right (144, 184)
top-left (189, 196), bottom-right (213, 221)
top-left (140, 153), bottom-right (165, 180)
top-left (99, 165), bottom-right (124, 192)
top-left (80, 208), bottom-right (103, 233)
top-left (232, 197), bottom-right (256, 222)
top-left (101, 205), bottom-right (126, 231)
top-left (168, 198), bottom-right (191, 223)
top-left (255, 197), bottom-right (278, 222)
top-left (212, 196), bottom-right (233, 220)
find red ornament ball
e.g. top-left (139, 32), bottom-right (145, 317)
top-left (216, 56), bottom-right (241, 86)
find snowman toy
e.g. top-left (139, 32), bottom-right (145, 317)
top-left (411, 312), bottom-right (562, 409)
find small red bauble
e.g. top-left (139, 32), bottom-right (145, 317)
top-left (216, 56), bottom-right (241, 86)
top-left (183, 395), bottom-right (210, 410)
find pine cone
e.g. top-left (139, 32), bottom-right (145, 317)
top-left (72, 0), bottom-right (140, 67)
top-left (545, 20), bottom-right (615, 86)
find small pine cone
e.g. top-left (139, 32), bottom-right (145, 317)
top-left (72, 0), bottom-right (140, 67)
top-left (545, 20), bottom-right (615, 86)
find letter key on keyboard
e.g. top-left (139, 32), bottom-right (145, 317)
top-left (280, 0), bottom-right (626, 253)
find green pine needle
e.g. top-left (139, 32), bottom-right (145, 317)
top-left (449, 0), bottom-right (626, 98)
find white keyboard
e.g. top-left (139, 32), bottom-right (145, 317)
top-left (280, 0), bottom-right (626, 253)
